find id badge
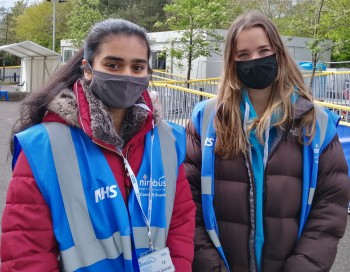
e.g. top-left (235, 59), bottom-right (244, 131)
top-left (138, 247), bottom-right (175, 272)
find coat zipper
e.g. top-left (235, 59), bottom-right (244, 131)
top-left (258, 129), bottom-right (284, 270)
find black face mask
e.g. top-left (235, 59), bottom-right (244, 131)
top-left (235, 54), bottom-right (278, 89)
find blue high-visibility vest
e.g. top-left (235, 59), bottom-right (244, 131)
top-left (192, 98), bottom-right (339, 271)
top-left (13, 121), bottom-right (186, 272)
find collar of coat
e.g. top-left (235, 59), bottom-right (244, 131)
top-left (292, 96), bottom-right (314, 121)
top-left (45, 79), bottom-right (162, 150)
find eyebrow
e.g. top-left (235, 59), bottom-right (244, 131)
top-left (258, 45), bottom-right (272, 49)
top-left (102, 56), bottom-right (148, 64)
top-left (235, 45), bottom-right (272, 55)
top-left (237, 45), bottom-right (271, 51)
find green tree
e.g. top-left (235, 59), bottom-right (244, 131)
top-left (0, 1), bottom-right (27, 68)
top-left (0, 0), bottom-right (27, 45)
top-left (230, 0), bottom-right (296, 31)
top-left (286, 0), bottom-right (350, 87)
top-left (67, 0), bottom-right (168, 50)
top-left (97, 0), bottom-right (168, 32)
top-left (321, 0), bottom-right (350, 67)
top-left (66, 0), bottom-right (103, 48)
top-left (14, 0), bottom-right (72, 51)
top-left (157, 0), bottom-right (230, 81)
top-left (111, 0), bottom-right (168, 32)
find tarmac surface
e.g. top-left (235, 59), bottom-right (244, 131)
top-left (0, 98), bottom-right (349, 270)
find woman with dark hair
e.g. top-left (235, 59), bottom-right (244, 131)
top-left (185, 11), bottom-right (350, 272)
top-left (1, 18), bottom-right (195, 272)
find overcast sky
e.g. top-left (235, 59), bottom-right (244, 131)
top-left (1, 0), bottom-right (41, 10)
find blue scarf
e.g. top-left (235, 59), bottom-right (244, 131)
top-left (239, 90), bottom-right (270, 272)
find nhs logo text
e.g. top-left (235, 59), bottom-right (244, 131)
top-left (95, 185), bottom-right (118, 203)
top-left (204, 137), bottom-right (215, 147)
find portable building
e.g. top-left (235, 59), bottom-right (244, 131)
top-left (0, 41), bottom-right (61, 92)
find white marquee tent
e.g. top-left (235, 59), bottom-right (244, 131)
top-left (0, 41), bottom-right (61, 92)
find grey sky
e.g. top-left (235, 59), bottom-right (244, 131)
top-left (1, 0), bottom-right (40, 10)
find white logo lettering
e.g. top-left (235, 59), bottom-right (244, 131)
top-left (95, 185), bottom-right (118, 203)
top-left (204, 137), bottom-right (214, 147)
top-left (139, 175), bottom-right (166, 187)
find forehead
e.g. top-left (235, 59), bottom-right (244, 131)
top-left (94, 34), bottom-right (148, 61)
top-left (235, 27), bottom-right (271, 51)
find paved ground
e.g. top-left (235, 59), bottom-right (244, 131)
top-left (0, 99), bottom-right (349, 270)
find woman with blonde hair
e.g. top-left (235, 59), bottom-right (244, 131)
top-left (185, 11), bottom-right (350, 272)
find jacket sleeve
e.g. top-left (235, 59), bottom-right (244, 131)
top-left (184, 120), bottom-right (228, 272)
top-left (166, 163), bottom-right (196, 271)
top-left (1, 151), bottom-right (60, 272)
top-left (283, 135), bottom-right (350, 272)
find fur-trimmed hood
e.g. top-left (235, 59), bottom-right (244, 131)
top-left (46, 79), bottom-right (162, 148)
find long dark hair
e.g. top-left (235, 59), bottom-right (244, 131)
top-left (11, 18), bottom-right (151, 142)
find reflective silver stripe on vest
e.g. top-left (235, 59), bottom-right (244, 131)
top-left (207, 229), bottom-right (221, 248)
top-left (201, 176), bottom-right (212, 195)
top-left (61, 232), bottom-right (132, 272)
top-left (314, 104), bottom-right (328, 146)
top-left (43, 123), bottom-right (132, 271)
top-left (308, 188), bottom-right (316, 205)
top-left (133, 226), bottom-right (166, 250)
top-left (157, 120), bottom-right (177, 240)
top-left (308, 105), bottom-right (329, 206)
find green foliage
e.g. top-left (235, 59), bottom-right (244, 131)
top-left (0, 1), bottom-right (28, 66)
top-left (66, 0), bottom-right (167, 46)
top-left (284, 0), bottom-right (350, 86)
top-left (6, 0), bottom-right (168, 53)
top-left (14, 0), bottom-right (72, 51)
top-left (230, 0), bottom-right (295, 31)
top-left (158, 0), bottom-right (230, 80)
top-left (66, 0), bottom-right (104, 48)
top-left (3, 0), bottom-right (350, 72)
top-left (0, 0), bottom-right (27, 45)
top-left (105, 0), bottom-right (168, 31)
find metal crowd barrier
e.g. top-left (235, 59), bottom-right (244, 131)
top-left (151, 71), bottom-right (350, 106)
top-left (149, 82), bottom-right (215, 127)
top-left (152, 69), bottom-right (188, 82)
top-left (315, 101), bottom-right (350, 127)
top-left (304, 71), bottom-right (350, 106)
top-left (150, 81), bottom-right (350, 128)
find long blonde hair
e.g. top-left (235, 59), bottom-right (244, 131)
top-left (215, 11), bottom-right (315, 159)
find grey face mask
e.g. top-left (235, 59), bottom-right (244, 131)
top-left (89, 70), bottom-right (149, 109)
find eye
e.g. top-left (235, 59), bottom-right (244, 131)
top-left (133, 65), bottom-right (146, 71)
top-left (105, 63), bottom-right (120, 69)
top-left (236, 52), bottom-right (249, 59)
top-left (260, 48), bottom-right (272, 54)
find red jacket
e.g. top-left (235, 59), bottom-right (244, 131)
top-left (1, 82), bottom-right (195, 271)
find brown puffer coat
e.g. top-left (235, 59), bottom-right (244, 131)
top-left (185, 97), bottom-right (350, 272)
